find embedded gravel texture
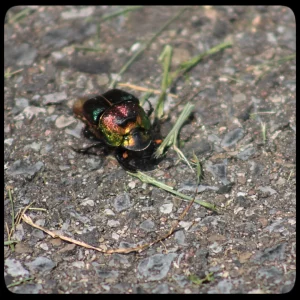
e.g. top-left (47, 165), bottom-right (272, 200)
top-left (4, 6), bottom-right (295, 294)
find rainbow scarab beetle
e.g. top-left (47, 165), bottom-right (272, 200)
top-left (72, 89), bottom-right (162, 172)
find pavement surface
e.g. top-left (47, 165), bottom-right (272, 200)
top-left (4, 6), bottom-right (295, 294)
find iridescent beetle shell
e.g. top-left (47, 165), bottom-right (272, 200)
top-left (73, 89), bottom-right (153, 152)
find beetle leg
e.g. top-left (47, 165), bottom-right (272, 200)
top-left (82, 126), bottom-right (104, 141)
top-left (145, 98), bottom-right (154, 117)
top-left (70, 142), bottom-right (105, 154)
top-left (154, 139), bottom-right (162, 145)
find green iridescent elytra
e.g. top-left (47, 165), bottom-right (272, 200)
top-left (73, 89), bottom-right (152, 151)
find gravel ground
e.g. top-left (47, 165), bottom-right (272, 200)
top-left (4, 6), bottom-right (295, 294)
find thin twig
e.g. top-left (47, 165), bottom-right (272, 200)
top-left (287, 170), bottom-right (293, 182)
top-left (192, 151), bottom-right (202, 186)
top-left (156, 45), bottom-right (173, 118)
top-left (21, 191), bottom-right (201, 255)
top-left (4, 68), bottom-right (23, 79)
top-left (5, 222), bottom-right (10, 239)
top-left (261, 122), bottom-right (267, 144)
top-left (117, 82), bottom-right (178, 98)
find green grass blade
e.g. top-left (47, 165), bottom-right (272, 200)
top-left (100, 6), bottom-right (142, 22)
top-left (8, 188), bottom-right (15, 235)
top-left (109, 7), bottom-right (188, 88)
top-left (4, 240), bottom-right (18, 246)
top-left (127, 171), bottom-right (218, 212)
top-left (154, 102), bottom-right (194, 158)
top-left (189, 272), bottom-right (214, 285)
top-left (8, 7), bottom-right (33, 23)
top-left (171, 40), bottom-right (232, 82)
top-left (7, 277), bottom-right (34, 288)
